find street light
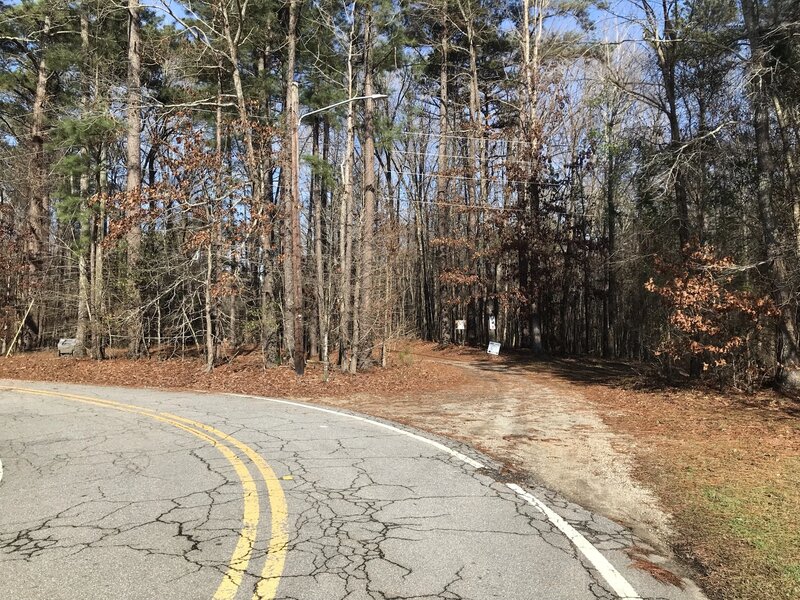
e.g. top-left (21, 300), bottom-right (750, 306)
top-left (299, 93), bottom-right (389, 123)
top-left (289, 83), bottom-right (388, 376)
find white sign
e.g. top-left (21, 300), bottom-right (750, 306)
top-left (455, 320), bottom-right (466, 331)
top-left (488, 316), bottom-right (496, 331)
top-left (487, 341), bottom-right (501, 355)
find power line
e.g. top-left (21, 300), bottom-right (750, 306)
top-left (389, 149), bottom-right (577, 168)
top-left (407, 199), bottom-right (521, 212)
top-left (394, 130), bottom-right (574, 147)
top-left (391, 170), bottom-right (565, 187)
top-left (406, 198), bottom-right (601, 218)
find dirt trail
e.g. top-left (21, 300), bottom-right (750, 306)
top-left (459, 364), bottom-right (673, 542)
top-left (320, 353), bottom-right (676, 552)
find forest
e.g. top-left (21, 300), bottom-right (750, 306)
top-left (0, 0), bottom-right (798, 387)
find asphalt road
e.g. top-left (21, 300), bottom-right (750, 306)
top-left (0, 380), bottom-right (705, 600)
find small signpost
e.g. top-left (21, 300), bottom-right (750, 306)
top-left (455, 319), bottom-right (466, 345)
top-left (488, 316), bottom-right (496, 331)
top-left (487, 341), bottom-right (501, 356)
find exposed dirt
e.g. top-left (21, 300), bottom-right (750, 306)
top-left (1, 342), bottom-right (797, 599)
top-left (318, 351), bottom-right (677, 552)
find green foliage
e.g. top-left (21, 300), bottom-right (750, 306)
top-left (303, 153), bottom-right (336, 188)
top-left (50, 115), bottom-right (120, 153)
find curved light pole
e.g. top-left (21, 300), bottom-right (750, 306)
top-left (289, 83), bottom-right (388, 375)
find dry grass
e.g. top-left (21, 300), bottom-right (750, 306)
top-left (513, 356), bottom-right (800, 600)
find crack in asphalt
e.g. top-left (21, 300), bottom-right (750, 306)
top-left (0, 386), bottom-right (696, 600)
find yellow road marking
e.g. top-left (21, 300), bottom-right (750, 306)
top-left (162, 412), bottom-right (289, 600)
top-left (6, 387), bottom-right (288, 600)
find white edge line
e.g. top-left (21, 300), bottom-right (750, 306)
top-left (507, 483), bottom-right (641, 599)
top-left (229, 392), bottom-right (642, 600)
top-left (228, 394), bottom-right (485, 469)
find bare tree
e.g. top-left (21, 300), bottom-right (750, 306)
top-left (126, 0), bottom-right (144, 357)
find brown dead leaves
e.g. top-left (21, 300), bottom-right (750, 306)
top-left (645, 244), bottom-right (778, 377)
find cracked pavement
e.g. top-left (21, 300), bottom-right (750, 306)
top-left (0, 380), bottom-right (706, 599)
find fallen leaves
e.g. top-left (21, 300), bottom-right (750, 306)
top-left (0, 348), bottom-right (469, 400)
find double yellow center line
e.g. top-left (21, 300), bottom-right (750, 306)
top-left (6, 386), bottom-right (288, 600)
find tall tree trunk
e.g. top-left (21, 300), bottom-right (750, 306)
top-left (204, 239), bottom-right (215, 372)
top-left (203, 67), bottom-right (228, 372)
top-left (215, 64), bottom-right (237, 350)
top-left (307, 120), bottom-right (320, 361)
top-left (282, 175), bottom-right (295, 360)
top-left (412, 174), bottom-right (431, 337)
top-left (603, 117), bottom-right (617, 358)
top-left (92, 145), bottom-right (107, 360)
top-left (339, 14), bottom-right (357, 370)
top-left (520, 0), bottom-right (544, 352)
top-left (464, 12), bottom-right (485, 346)
top-left (286, 0), bottom-right (304, 375)
top-left (27, 13), bottom-right (50, 272)
top-left (313, 119), bottom-right (329, 379)
top-left (436, 16), bottom-right (450, 345)
top-left (642, 0), bottom-right (690, 249)
top-left (772, 95), bottom-right (800, 256)
top-left (381, 252), bottom-right (391, 367)
top-left (741, 0), bottom-right (800, 388)
top-left (76, 242), bottom-right (89, 356)
top-left (260, 200), bottom-right (277, 362)
top-left (220, 2), bottom-right (259, 202)
top-left (75, 8), bottom-right (91, 358)
top-left (24, 11), bottom-right (51, 349)
top-left (126, 0), bottom-right (144, 357)
top-left (349, 220), bottom-right (362, 373)
top-left (354, 3), bottom-right (376, 370)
